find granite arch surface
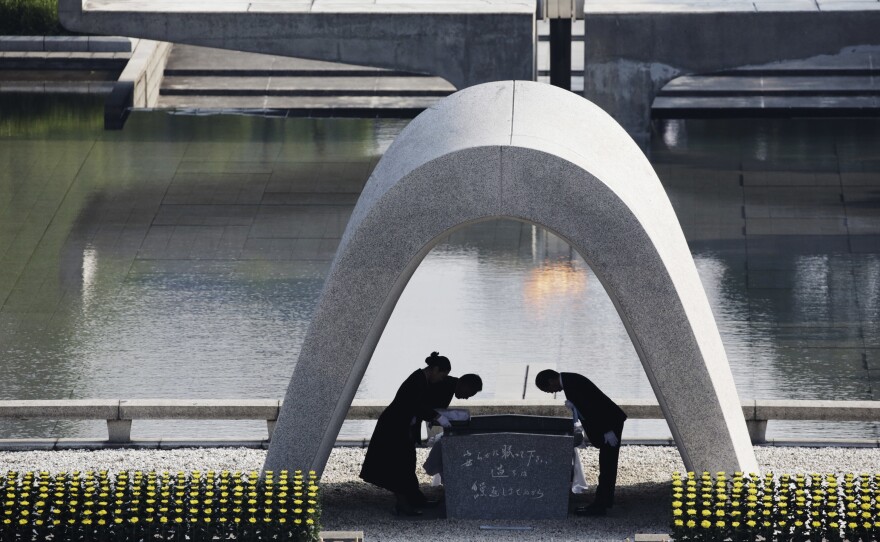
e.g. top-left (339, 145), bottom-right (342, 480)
top-left (264, 81), bottom-right (759, 476)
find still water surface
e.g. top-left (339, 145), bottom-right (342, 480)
top-left (0, 95), bottom-right (878, 441)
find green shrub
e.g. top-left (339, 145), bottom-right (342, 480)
top-left (0, 0), bottom-right (71, 35)
top-left (0, 94), bottom-right (103, 137)
top-left (1, 469), bottom-right (321, 541)
top-left (670, 471), bottom-right (880, 542)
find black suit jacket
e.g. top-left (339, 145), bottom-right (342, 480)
top-left (561, 372), bottom-right (627, 448)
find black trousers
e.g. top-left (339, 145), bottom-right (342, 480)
top-left (594, 421), bottom-right (624, 508)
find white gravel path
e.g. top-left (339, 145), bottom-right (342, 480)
top-left (2, 445), bottom-right (879, 541)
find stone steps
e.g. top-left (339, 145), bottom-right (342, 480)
top-left (156, 94), bottom-right (440, 117)
top-left (0, 36), bottom-right (132, 94)
top-left (160, 75), bottom-right (455, 97)
top-left (662, 75), bottom-right (880, 96)
top-left (0, 51), bottom-right (130, 71)
top-left (156, 31), bottom-right (880, 118)
top-left (653, 50), bottom-right (880, 117)
top-left (155, 44), bottom-right (452, 115)
top-left (653, 96), bottom-right (880, 118)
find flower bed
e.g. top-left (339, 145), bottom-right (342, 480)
top-left (670, 471), bottom-right (880, 542)
top-left (1, 469), bottom-right (320, 541)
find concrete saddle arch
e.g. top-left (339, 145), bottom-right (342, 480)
top-left (265, 80), bottom-right (758, 476)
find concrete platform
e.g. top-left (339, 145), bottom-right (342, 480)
top-left (581, 0), bottom-right (880, 143)
top-left (161, 76), bottom-right (454, 96)
top-left (58, 0), bottom-right (536, 89)
top-left (653, 96), bottom-right (880, 118)
top-left (154, 44), bottom-right (453, 115)
top-left (156, 95), bottom-right (440, 117)
top-left (653, 48), bottom-right (880, 117)
top-left (153, 35), bottom-right (880, 118)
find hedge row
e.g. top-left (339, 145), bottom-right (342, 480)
top-left (0, 0), bottom-right (71, 36)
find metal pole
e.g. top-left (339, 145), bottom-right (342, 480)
top-left (549, 17), bottom-right (571, 90)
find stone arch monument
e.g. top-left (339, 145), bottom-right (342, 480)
top-left (264, 81), bottom-right (758, 476)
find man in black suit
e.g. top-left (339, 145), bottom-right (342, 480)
top-left (535, 369), bottom-right (627, 516)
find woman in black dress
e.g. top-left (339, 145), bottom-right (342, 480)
top-left (359, 352), bottom-right (453, 515)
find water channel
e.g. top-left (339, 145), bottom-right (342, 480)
top-left (0, 94), bottom-right (878, 442)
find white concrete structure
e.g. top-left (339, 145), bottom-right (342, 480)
top-left (58, 0), bottom-right (536, 89)
top-left (57, 0), bottom-right (880, 143)
top-left (264, 81), bottom-right (759, 476)
top-left (581, 1), bottom-right (880, 144)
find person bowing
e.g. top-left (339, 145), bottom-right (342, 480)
top-left (359, 351), bottom-right (454, 516)
top-left (535, 369), bottom-right (627, 516)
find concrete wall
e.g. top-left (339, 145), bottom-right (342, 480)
top-left (583, 11), bottom-right (880, 146)
top-left (121, 39), bottom-right (172, 108)
top-left (57, 0), bottom-right (536, 89)
top-left (105, 38), bottom-right (172, 128)
top-left (0, 35), bottom-right (131, 52)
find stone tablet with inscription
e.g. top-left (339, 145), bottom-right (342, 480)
top-left (441, 432), bottom-right (574, 519)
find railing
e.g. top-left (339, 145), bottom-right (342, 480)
top-left (1, 399), bottom-right (879, 446)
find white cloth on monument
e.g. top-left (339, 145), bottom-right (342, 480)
top-left (571, 449), bottom-right (589, 494)
top-left (435, 408), bottom-right (469, 422)
top-left (566, 397), bottom-right (589, 494)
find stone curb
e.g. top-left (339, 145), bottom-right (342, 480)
top-left (4, 399), bottom-right (880, 446)
top-left (0, 36), bottom-right (132, 52)
top-left (320, 531), bottom-right (363, 542)
top-left (1, 438), bottom-right (878, 452)
top-left (0, 81), bottom-right (115, 94)
top-left (0, 438), bottom-right (271, 451)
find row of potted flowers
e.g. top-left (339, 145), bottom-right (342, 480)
top-left (1, 468), bottom-right (320, 541)
top-left (671, 471), bottom-right (880, 542)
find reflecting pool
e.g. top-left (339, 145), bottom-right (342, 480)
top-left (0, 94), bottom-right (878, 441)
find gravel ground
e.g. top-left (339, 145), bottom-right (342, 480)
top-left (2, 445), bottom-right (880, 541)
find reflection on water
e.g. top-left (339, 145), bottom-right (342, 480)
top-left (0, 94), bottom-right (878, 441)
top-left (525, 261), bottom-right (587, 313)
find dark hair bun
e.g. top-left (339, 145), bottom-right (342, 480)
top-left (424, 351), bottom-right (451, 373)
